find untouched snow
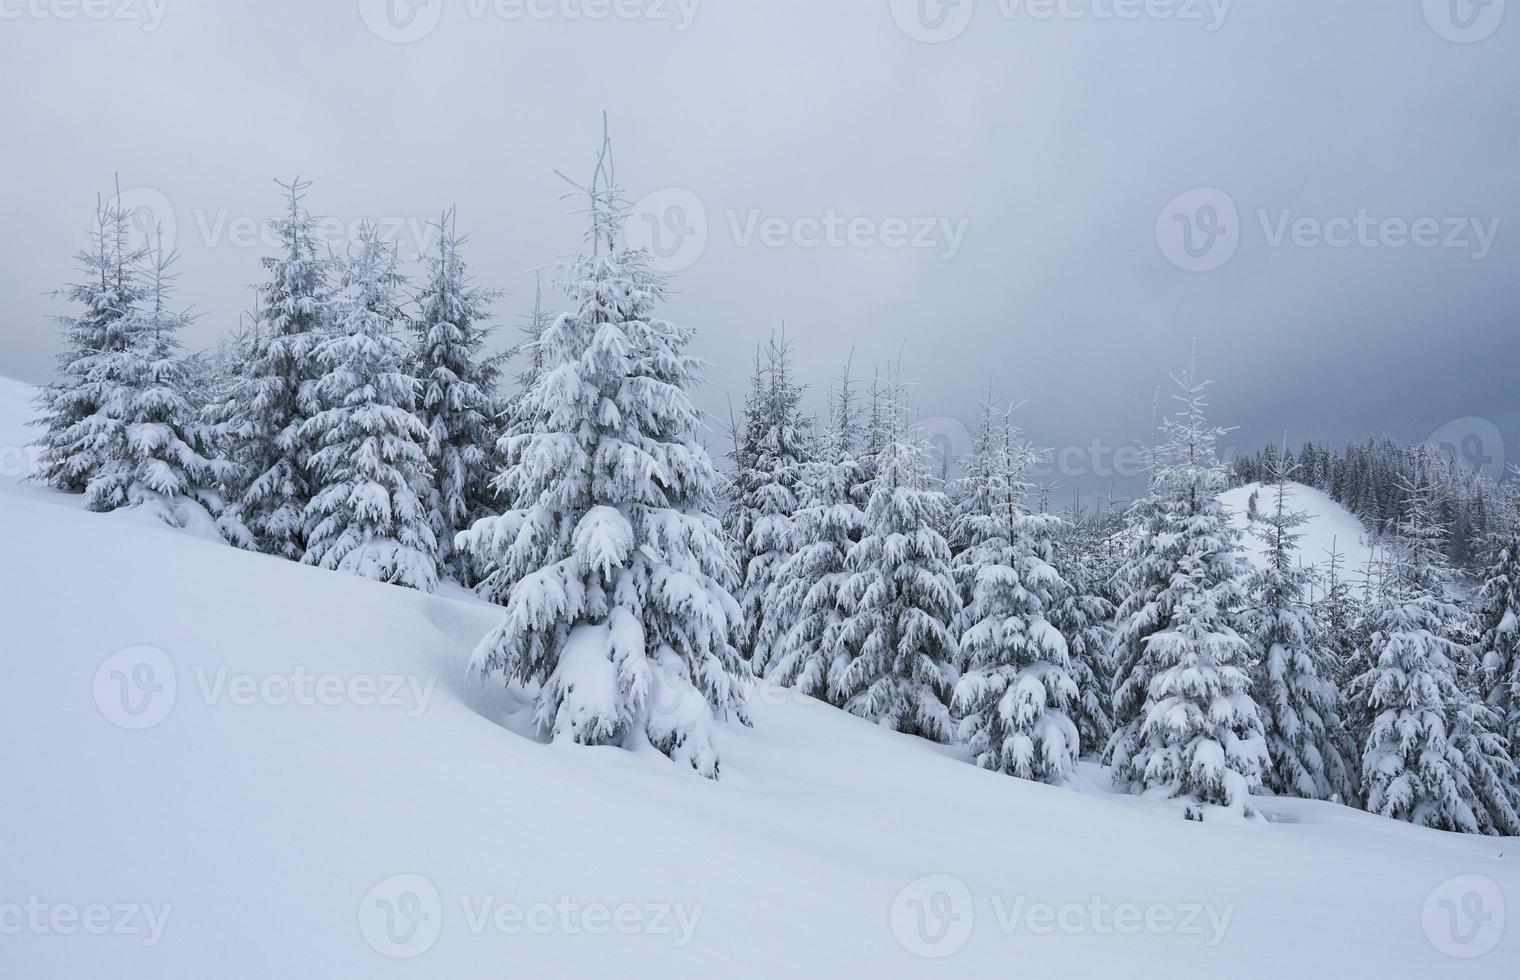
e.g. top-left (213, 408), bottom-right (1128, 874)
top-left (1222, 481), bottom-right (1380, 589)
top-left (1, 376), bottom-right (1514, 978)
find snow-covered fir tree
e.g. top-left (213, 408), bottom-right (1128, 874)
top-left (1107, 362), bottom-right (1267, 819)
top-left (1314, 539), bottom-right (1364, 688)
top-left (458, 126), bottom-right (748, 778)
top-left (735, 331), bottom-right (808, 675)
top-left (1474, 483), bottom-right (1520, 747)
top-left (950, 398), bottom-right (1081, 783)
top-left (769, 362), bottom-right (868, 702)
top-left (92, 230), bottom-right (228, 528)
top-left (31, 188), bottom-right (147, 495)
top-left (501, 271), bottom-right (552, 439)
top-left (1448, 690), bottom-right (1520, 836)
top-left (1245, 452), bottom-right (1356, 802)
top-left (300, 223), bottom-right (437, 591)
top-left (412, 208), bottom-right (502, 584)
top-left (1051, 508), bottom-right (1116, 757)
top-left (220, 178), bottom-right (333, 559)
top-left (833, 378), bottom-right (960, 740)
top-left (1348, 476), bottom-right (1488, 831)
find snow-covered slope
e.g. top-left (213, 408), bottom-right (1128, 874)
top-left (2, 375), bottom-right (1514, 979)
top-left (1222, 480), bottom-right (1379, 585)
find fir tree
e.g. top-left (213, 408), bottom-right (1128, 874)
top-left (769, 362), bottom-right (867, 702)
top-left (1051, 509), bottom-right (1116, 758)
top-left (1448, 692), bottom-right (1520, 836)
top-left (736, 331), bottom-right (808, 675)
top-left (1474, 486), bottom-right (1520, 747)
top-left (300, 224), bottom-right (437, 591)
top-left (1348, 476), bottom-right (1484, 831)
top-left (1314, 539), bottom-right (1363, 688)
top-left (1245, 451), bottom-right (1356, 802)
top-left (31, 187), bottom-right (147, 495)
top-left (412, 208), bottom-right (502, 584)
top-left (458, 124), bottom-right (748, 777)
top-left (950, 399), bottom-right (1081, 783)
top-left (221, 178), bottom-right (333, 559)
top-left (95, 230), bottom-right (229, 528)
top-left (1107, 361), bottom-right (1267, 819)
top-left (833, 379), bottom-right (960, 740)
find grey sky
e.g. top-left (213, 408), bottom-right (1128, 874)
top-left (2, 0), bottom-right (1515, 499)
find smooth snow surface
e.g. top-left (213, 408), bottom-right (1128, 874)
top-left (1, 377), bottom-right (1514, 978)
top-left (1222, 480), bottom-right (1380, 587)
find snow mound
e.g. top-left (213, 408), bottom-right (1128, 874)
top-left (2, 378), bottom-right (1515, 979)
top-left (1221, 481), bottom-right (1379, 585)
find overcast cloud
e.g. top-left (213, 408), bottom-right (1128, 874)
top-left (1, 0), bottom-right (1515, 499)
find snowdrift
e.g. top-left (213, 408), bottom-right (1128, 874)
top-left (1, 375), bottom-right (1513, 979)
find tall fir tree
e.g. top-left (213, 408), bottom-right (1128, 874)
top-left (1348, 476), bottom-right (1489, 831)
top-left (95, 230), bottom-right (228, 528)
top-left (32, 187), bottom-right (147, 495)
top-left (458, 124), bottom-right (748, 777)
top-left (300, 224), bottom-right (437, 591)
top-left (1474, 483), bottom-right (1520, 748)
top-left (770, 362), bottom-right (868, 702)
top-left (412, 208), bottom-right (502, 584)
top-left (1107, 361), bottom-right (1267, 819)
top-left (950, 398), bottom-right (1081, 783)
top-left (1245, 451), bottom-right (1357, 802)
top-left (221, 178), bottom-right (333, 559)
top-left (736, 331), bottom-right (808, 675)
top-left (1051, 508), bottom-right (1116, 758)
top-left (833, 378), bottom-right (960, 740)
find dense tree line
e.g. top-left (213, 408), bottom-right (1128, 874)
top-left (1231, 435), bottom-right (1506, 570)
top-left (29, 147), bottom-right (1520, 828)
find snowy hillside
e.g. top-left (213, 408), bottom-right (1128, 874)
top-left (1, 374), bottom-right (1514, 979)
top-left (1222, 480), bottom-right (1379, 585)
